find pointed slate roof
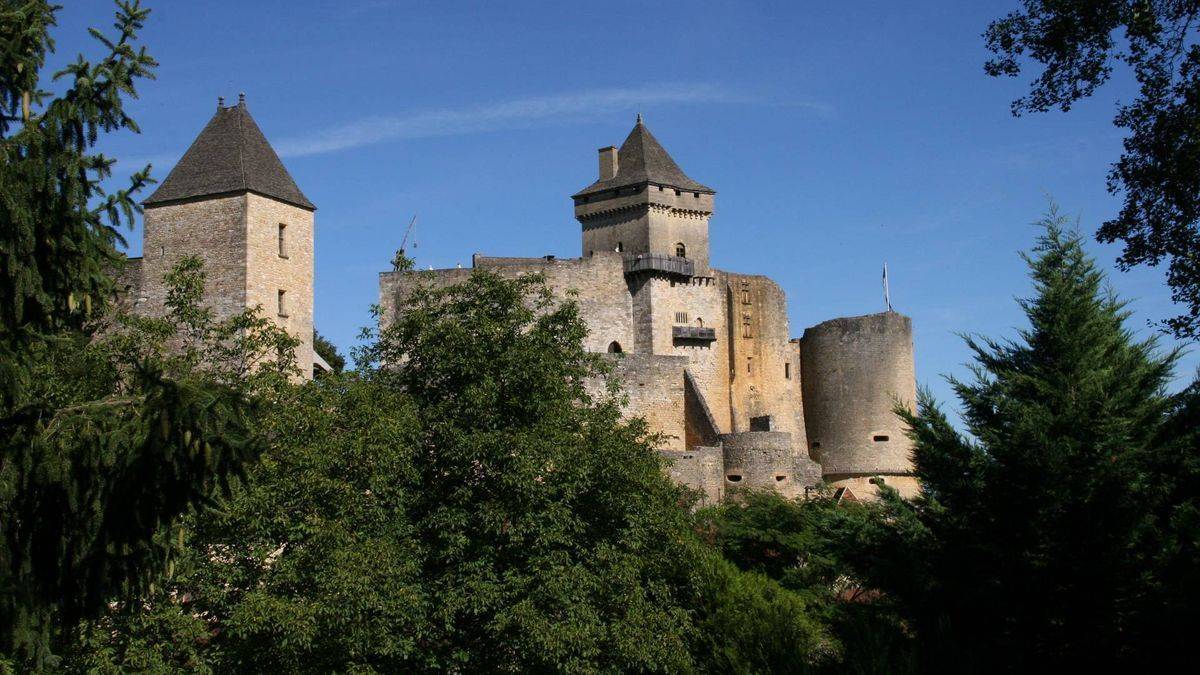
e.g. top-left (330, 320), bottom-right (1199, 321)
top-left (573, 116), bottom-right (714, 198)
top-left (143, 99), bottom-right (314, 210)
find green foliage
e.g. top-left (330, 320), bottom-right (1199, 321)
top-left (0, 2), bottom-right (277, 666)
top-left (882, 208), bottom-right (1196, 671)
top-left (985, 1), bottom-right (1200, 339)
top-left (312, 329), bottom-right (345, 373)
top-left (70, 270), bottom-right (846, 673)
top-left (692, 548), bottom-right (836, 674)
top-left (0, 0), bottom-right (156, 405)
top-left (699, 489), bottom-right (921, 675)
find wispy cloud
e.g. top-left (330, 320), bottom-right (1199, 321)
top-left (274, 84), bottom-right (746, 158)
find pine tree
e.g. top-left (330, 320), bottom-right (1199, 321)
top-left (897, 206), bottom-right (1190, 671)
top-left (0, 2), bottom-right (265, 665)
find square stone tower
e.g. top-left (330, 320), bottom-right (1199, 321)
top-left (572, 115), bottom-right (715, 275)
top-left (139, 95), bottom-right (316, 377)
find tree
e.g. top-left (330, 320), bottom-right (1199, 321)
top-left (698, 489), bottom-right (923, 675)
top-left (985, 0), bottom-right (1200, 340)
top-left (64, 269), bottom-right (844, 672)
top-left (312, 329), bottom-right (345, 373)
top-left (0, 2), bottom-right (267, 665)
top-left (889, 207), bottom-right (1195, 670)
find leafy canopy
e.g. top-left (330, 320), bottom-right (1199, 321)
top-left (0, 3), bottom-right (276, 666)
top-left (986, 0), bottom-right (1200, 339)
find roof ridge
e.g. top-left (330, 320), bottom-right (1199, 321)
top-left (236, 104), bottom-right (247, 191)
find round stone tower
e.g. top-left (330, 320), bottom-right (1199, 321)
top-left (719, 431), bottom-right (803, 498)
top-left (799, 311), bottom-right (918, 498)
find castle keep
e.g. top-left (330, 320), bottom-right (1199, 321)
top-left (380, 117), bottom-right (919, 502)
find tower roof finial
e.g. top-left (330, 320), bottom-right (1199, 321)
top-left (238, 92), bottom-right (246, 106)
top-left (217, 95), bottom-right (224, 108)
top-left (636, 112), bottom-right (643, 125)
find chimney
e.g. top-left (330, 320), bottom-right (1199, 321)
top-left (598, 146), bottom-right (618, 181)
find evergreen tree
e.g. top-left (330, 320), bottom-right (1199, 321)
top-left (893, 207), bottom-right (1193, 671)
top-left (0, 2), bottom-right (267, 665)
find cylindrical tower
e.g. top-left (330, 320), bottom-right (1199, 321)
top-left (719, 431), bottom-right (802, 498)
top-left (799, 311), bottom-right (917, 497)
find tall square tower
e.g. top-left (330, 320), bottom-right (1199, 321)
top-left (139, 95), bottom-right (316, 377)
top-left (572, 116), bottom-right (715, 275)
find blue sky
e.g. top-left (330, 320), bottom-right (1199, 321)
top-left (55, 0), bottom-right (1197, 413)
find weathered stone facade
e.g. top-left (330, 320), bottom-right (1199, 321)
top-left (380, 118), bottom-right (919, 500)
top-left (120, 98), bottom-right (318, 379)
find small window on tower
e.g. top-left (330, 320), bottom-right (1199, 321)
top-left (278, 223), bottom-right (288, 258)
top-left (675, 242), bottom-right (686, 257)
top-left (616, 242), bottom-right (624, 253)
top-left (742, 313), bottom-right (752, 338)
top-left (277, 289), bottom-right (288, 318)
top-left (747, 356), bottom-right (753, 373)
top-left (785, 362), bottom-right (791, 379)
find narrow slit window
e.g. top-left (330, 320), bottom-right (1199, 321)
top-left (277, 289), bottom-right (287, 317)
top-left (278, 223), bottom-right (288, 258)
top-left (785, 362), bottom-right (791, 379)
top-left (873, 435), bottom-right (890, 442)
top-left (746, 356), bottom-right (753, 373)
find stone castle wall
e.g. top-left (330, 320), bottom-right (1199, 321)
top-left (141, 195), bottom-right (248, 320)
top-left (245, 193), bottom-right (315, 379)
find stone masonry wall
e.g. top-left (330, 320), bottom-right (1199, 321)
top-left (141, 195), bottom-right (248, 321)
top-left (723, 272), bottom-right (807, 448)
top-left (800, 311), bottom-right (916, 477)
top-left (638, 274), bottom-right (730, 433)
top-left (245, 193), bottom-right (315, 379)
top-left (379, 253), bottom-right (634, 356)
top-left (599, 352), bottom-right (688, 451)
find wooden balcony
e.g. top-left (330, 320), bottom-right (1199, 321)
top-left (673, 325), bottom-right (717, 341)
top-left (623, 253), bottom-right (694, 277)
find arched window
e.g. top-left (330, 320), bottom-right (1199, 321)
top-left (695, 317), bottom-right (704, 327)
top-left (615, 242), bottom-right (624, 253)
top-left (607, 341), bottom-right (623, 353)
top-left (675, 242), bottom-right (686, 257)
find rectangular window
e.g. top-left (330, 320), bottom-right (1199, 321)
top-left (277, 289), bottom-right (287, 317)
top-left (785, 362), bottom-right (791, 379)
top-left (675, 311), bottom-right (689, 324)
top-left (742, 313), bottom-right (752, 339)
top-left (278, 223), bottom-right (288, 258)
top-left (747, 357), bottom-right (753, 373)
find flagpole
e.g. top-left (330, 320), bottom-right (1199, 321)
top-left (883, 263), bottom-right (891, 311)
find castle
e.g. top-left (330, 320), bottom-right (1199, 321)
top-left (380, 115), bottom-right (918, 502)
top-left (122, 99), bottom-right (918, 503)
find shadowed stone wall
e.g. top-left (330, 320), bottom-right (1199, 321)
top-left (142, 195), bottom-right (248, 320)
